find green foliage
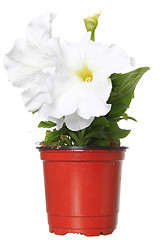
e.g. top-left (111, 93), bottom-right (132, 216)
top-left (38, 67), bottom-right (149, 147)
top-left (43, 127), bottom-right (72, 146)
top-left (107, 67), bottom-right (150, 119)
top-left (38, 121), bottom-right (56, 128)
top-left (44, 130), bottom-right (61, 145)
top-left (32, 110), bottom-right (38, 114)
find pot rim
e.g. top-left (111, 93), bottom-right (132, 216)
top-left (37, 145), bottom-right (128, 150)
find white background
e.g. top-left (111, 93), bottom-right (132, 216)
top-left (0, 0), bottom-right (159, 239)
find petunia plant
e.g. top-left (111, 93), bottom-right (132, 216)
top-left (4, 13), bottom-right (149, 147)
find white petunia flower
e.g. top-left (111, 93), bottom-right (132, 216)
top-left (39, 33), bottom-right (131, 131)
top-left (4, 13), bottom-right (131, 132)
top-left (4, 13), bottom-right (61, 112)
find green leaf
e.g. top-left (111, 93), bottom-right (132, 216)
top-left (84, 129), bottom-right (107, 140)
top-left (44, 130), bottom-right (61, 144)
top-left (68, 131), bottom-right (80, 145)
top-left (107, 67), bottom-right (150, 119)
top-left (91, 116), bottom-right (109, 128)
top-left (121, 113), bottom-right (137, 122)
top-left (38, 121), bottom-right (56, 128)
top-left (110, 113), bottom-right (137, 122)
top-left (107, 122), bottom-right (131, 139)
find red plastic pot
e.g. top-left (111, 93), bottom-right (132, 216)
top-left (39, 146), bottom-right (127, 236)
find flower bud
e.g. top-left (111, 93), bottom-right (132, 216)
top-left (84, 12), bottom-right (101, 33)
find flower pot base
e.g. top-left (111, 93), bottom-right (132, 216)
top-left (39, 148), bottom-right (126, 237)
top-left (49, 226), bottom-right (115, 236)
top-left (48, 214), bottom-right (117, 236)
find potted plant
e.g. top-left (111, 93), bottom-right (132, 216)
top-left (4, 12), bottom-right (149, 236)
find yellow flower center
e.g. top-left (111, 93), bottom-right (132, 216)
top-left (75, 64), bottom-right (93, 82)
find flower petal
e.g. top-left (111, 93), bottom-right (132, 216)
top-left (4, 38), bottom-right (57, 87)
top-left (77, 83), bottom-right (111, 119)
top-left (105, 44), bottom-right (131, 74)
top-left (26, 13), bottom-right (56, 48)
top-left (44, 38), bottom-right (62, 59)
top-left (21, 73), bottom-right (53, 112)
top-left (40, 83), bottom-right (82, 119)
top-left (92, 73), bottom-right (112, 102)
top-left (48, 116), bottom-right (64, 130)
top-left (4, 55), bottom-right (37, 87)
top-left (22, 86), bottom-right (46, 112)
top-left (87, 42), bottom-right (130, 76)
top-left (65, 112), bottom-right (94, 131)
top-left (4, 38), bottom-right (61, 104)
top-left (61, 32), bottom-right (91, 70)
top-left (6, 38), bottom-right (56, 68)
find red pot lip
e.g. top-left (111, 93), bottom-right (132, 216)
top-left (37, 146), bottom-right (128, 151)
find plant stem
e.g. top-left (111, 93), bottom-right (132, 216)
top-left (66, 137), bottom-right (72, 146)
top-left (78, 129), bottom-right (86, 146)
top-left (91, 31), bottom-right (95, 41)
top-left (80, 129), bottom-right (86, 138)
